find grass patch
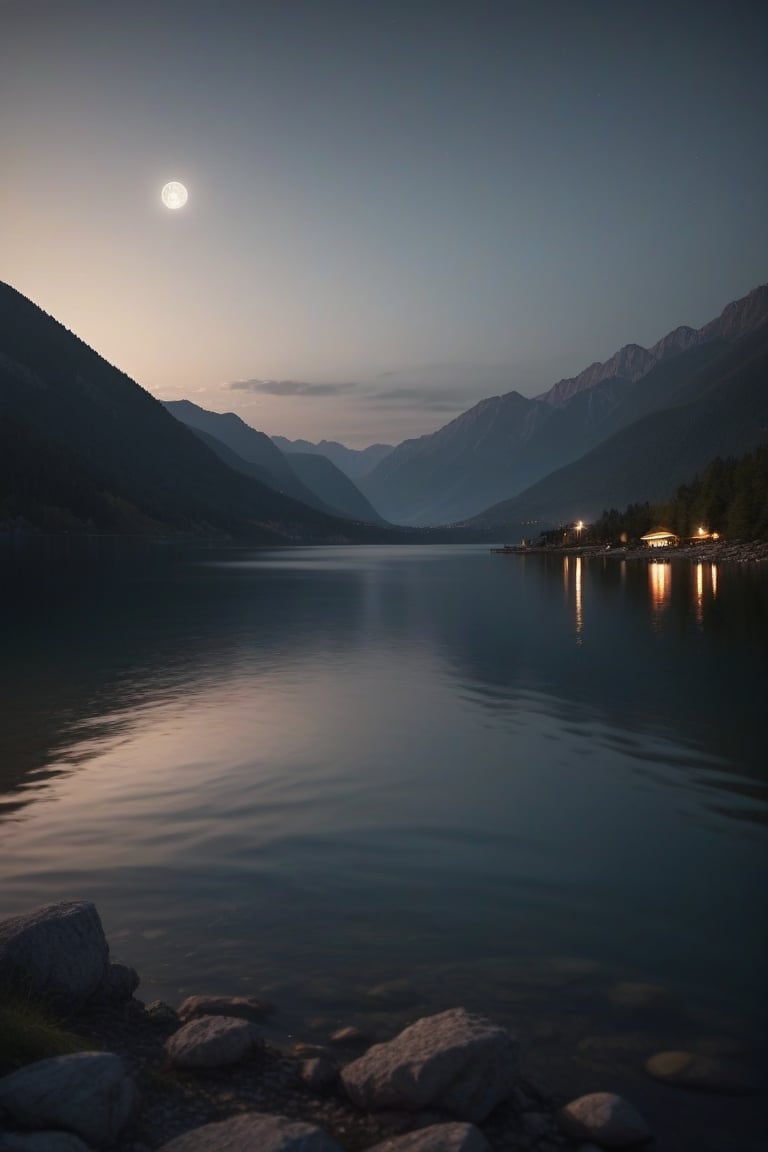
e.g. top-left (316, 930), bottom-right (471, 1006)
top-left (0, 989), bottom-right (91, 1074)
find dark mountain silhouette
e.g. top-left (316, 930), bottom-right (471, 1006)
top-left (165, 400), bottom-right (386, 523)
top-left (284, 453), bottom-right (387, 524)
top-left (162, 399), bottom-right (328, 511)
top-left (0, 282), bottom-right (390, 541)
top-left (360, 284), bottom-right (768, 525)
top-left (467, 323), bottom-right (768, 529)
top-left (271, 435), bottom-right (393, 479)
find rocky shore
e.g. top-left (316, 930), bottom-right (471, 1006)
top-left (0, 903), bottom-right (757, 1152)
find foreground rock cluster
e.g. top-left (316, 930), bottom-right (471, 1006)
top-left (0, 900), bottom-right (696, 1151)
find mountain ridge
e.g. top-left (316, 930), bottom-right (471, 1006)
top-left (359, 283), bottom-right (768, 525)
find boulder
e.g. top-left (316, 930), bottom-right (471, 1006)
top-left (176, 994), bottom-right (273, 1023)
top-left (340, 1008), bottom-right (518, 1122)
top-left (644, 1050), bottom-right (755, 1094)
top-left (366, 1122), bottom-right (489, 1151)
top-left (557, 1093), bottom-right (651, 1149)
top-left (155, 1112), bottom-right (344, 1151)
top-left (0, 1052), bottom-right (134, 1148)
top-left (0, 903), bottom-right (109, 1006)
top-left (0, 1134), bottom-right (93, 1152)
top-left (164, 1015), bottom-right (262, 1069)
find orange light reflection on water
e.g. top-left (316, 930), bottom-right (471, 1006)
top-left (575, 555), bottom-right (583, 644)
top-left (649, 562), bottom-right (671, 614)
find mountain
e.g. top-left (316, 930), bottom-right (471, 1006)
top-left (0, 282), bottom-right (389, 541)
top-left (165, 400), bottom-right (387, 523)
top-left (467, 323), bottom-right (768, 529)
top-left (271, 435), bottom-right (393, 479)
top-left (360, 284), bottom-right (768, 526)
top-left (284, 453), bottom-right (387, 524)
top-left (162, 400), bottom-right (324, 508)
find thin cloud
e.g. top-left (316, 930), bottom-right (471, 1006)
top-left (228, 378), bottom-right (357, 397)
top-left (364, 385), bottom-right (479, 409)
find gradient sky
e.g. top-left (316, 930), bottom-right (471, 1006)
top-left (2, 0), bottom-right (767, 446)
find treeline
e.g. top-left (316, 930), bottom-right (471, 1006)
top-left (593, 442), bottom-right (768, 542)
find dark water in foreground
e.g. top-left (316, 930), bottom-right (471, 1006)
top-left (1, 543), bottom-right (766, 1149)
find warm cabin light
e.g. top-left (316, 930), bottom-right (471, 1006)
top-left (576, 520), bottom-right (584, 531)
top-left (712, 532), bottom-right (720, 540)
top-left (698, 526), bottom-right (706, 536)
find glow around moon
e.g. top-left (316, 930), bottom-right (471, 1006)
top-left (161, 181), bottom-right (188, 210)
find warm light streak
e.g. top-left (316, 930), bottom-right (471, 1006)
top-left (575, 555), bottom-right (583, 643)
top-left (711, 564), bottom-right (718, 597)
top-left (649, 562), bottom-right (670, 611)
top-left (695, 563), bottom-right (704, 626)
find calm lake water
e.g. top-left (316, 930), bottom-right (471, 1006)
top-left (1, 542), bottom-right (766, 1150)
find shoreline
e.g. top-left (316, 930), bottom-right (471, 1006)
top-left (493, 539), bottom-right (768, 564)
top-left (1, 902), bottom-right (763, 1152)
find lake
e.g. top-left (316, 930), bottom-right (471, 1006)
top-left (1, 542), bottom-right (766, 1150)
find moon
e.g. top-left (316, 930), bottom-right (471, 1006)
top-left (161, 181), bottom-right (188, 210)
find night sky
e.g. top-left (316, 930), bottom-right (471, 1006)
top-left (2, 0), bottom-right (767, 445)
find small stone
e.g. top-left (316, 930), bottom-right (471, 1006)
top-left (644, 1050), bottom-right (755, 1094)
top-left (177, 994), bottom-right (273, 1023)
top-left (365, 1122), bottom-right (489, 1151)
top-left (329, 1025), bottom-right (367, 1045)
top-left (146, 1000), bottom-right (179, 1024)
top-left (154, 1112), bottom-right (344, 1151)
top-left (557, 1093), bottom-right (651, 1148)
top-left (294, 1043), bottom-right (328, 1057)
top-left (165, 1015), bottom-right (262, 1069)
top-left (301, 1057), bottom-right (338, 1090)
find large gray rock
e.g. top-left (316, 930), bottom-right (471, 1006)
top-left (340, 1008), bottom-right (518, 1122)
top-left (0, 903), bottom-right (109, 1005)
top-left (0, 1052), bottom-right (134, 1148)
top-left (557, 1093), bottom-right (651, 1148)
top-left (0, 1133), bottom-right (93, 1152)
top-left (176, 995), bottom-right (272, 1023)
top-left (164, 1015), bottom-right (262, 1068)
top-left (366, 1122), bottom-right (489, 1151)
top-left (155, 1112), bottom-right (344, 1151)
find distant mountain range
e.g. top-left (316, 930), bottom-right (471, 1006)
top-left (164, 400), bottom-right (386, 525)
top-left (2, 277), bottom-right (765, 544)
top-left (271, 436), bottom-right (393, 480)
top-left (357, 284), bottom-right (768, 526)
top-left (0, 283), bottom-right (390, 542)
top-left (467, 322), bottom-right (768, 529)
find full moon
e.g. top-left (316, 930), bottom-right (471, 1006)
top-left (161, 181), bottom-right (188, 210)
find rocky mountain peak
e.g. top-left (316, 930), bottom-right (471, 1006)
top-left (698, 283), bottom-right (768, 342)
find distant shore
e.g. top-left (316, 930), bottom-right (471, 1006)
top-left (494, 539), bottom-right (768, 563)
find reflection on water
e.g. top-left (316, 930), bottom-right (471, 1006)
top-left (0, 543), bottom-right (766, 1152)
top-left (649, 559), bottom-right (671, 619)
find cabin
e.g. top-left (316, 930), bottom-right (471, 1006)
top-left (640, 528), bottom-right (680, 548)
